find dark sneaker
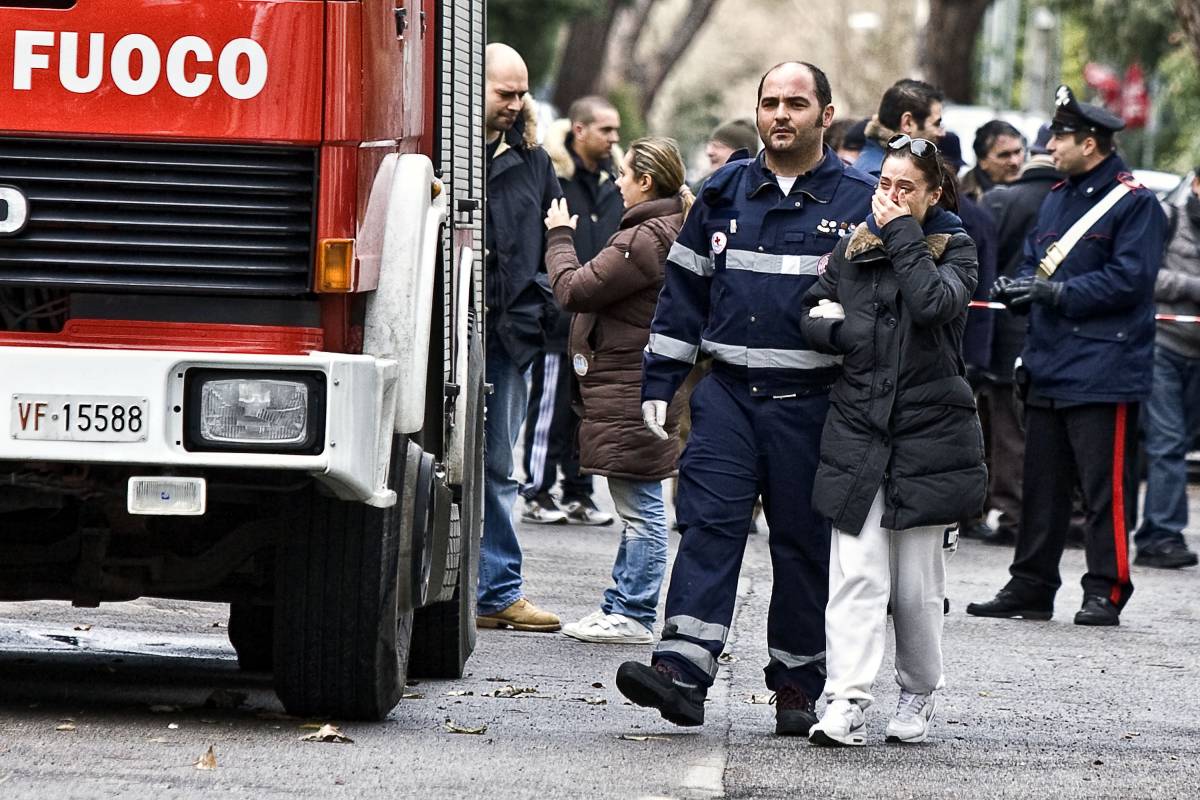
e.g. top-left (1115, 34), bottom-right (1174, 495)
top-left (521, 492), bottom-right (567, 525)
top-left (1074, 595), bottom-right (1119, 626)
top-left (771, 684), bottom-right (817, 736)
top-left (616, 661), bottom-right (706, 727)
top-left (562, 495), bottom-right (614, 527)
top-left (965, 588), bottom-right (1053, 621)
top-left (1134, 540), bottom-right (1199, 569)
top-left (959, 520), bottom-right (994, 541)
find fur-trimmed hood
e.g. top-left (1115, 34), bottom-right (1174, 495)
top-left (864, 116), bottom-right (897, 147)
top-left (544, 117), bottom-right (621, 182)
top-left (845, 206), bottom-right (966, 261)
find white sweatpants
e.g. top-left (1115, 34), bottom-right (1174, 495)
top-left (822, 486), bottom-right (947, 710)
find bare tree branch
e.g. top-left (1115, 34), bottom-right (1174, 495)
top-left (636, 0), bottom-right (722, 117)
top-left (552, 0), bottom-right (626, 112)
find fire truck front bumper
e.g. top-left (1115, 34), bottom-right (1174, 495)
top-left (0, 347), bottom-right (401, 507)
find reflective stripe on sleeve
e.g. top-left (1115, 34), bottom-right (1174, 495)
top-left (700, 340), bottom-right (842, 370)
top-left (655, 639), bottom-right (719, 679)
top-left (662, 615), bottom-right (730, 643)
top-left (725, 250), bottom-right (824, 276)
top-left (646, 334), bottom-right (700, 364)
top-left (668, 241), bottom-right (714, 277)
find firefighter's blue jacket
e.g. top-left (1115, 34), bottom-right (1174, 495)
top-left (643, 147), bottom-right (876, 401)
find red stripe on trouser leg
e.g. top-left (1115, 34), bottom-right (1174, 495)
top-left (1110, 403), bottom-right (1130, 606)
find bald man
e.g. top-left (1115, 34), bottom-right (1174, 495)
top-left (475, 43), bottom-right (563, 632)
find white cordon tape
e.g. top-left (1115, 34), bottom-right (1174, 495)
top-left (968, 300), bottom-right (1200, 324)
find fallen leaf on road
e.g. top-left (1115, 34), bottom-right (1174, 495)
top-left (977, 691), bottom-right (992, 698)
top-left (298, 723), bottom-right (325, 730)
top-left (569, 697), bottom-right (607, 705)
top-left (481, 685), bottom-right (537, 699)
top-left (211, 621), bottom-right (225, 628)
top-left (299, 724), bottom-right (354, 744)
top-left (746, 694), bottom-right (772, 705)
top-left (445, 690), bottom-right (473, 697)
top-left (167, 724), bottom-right (180, 730)
top-left (401, 692), bottom-right (424, 700)
top-left (718, 653), bottom-right (737, 664)
top-left (193, 745), bottom-right (217, 770)
top-left (203, 689), bottom-right (247, 710)
top-left (591, 682), bottom-right (604, 689)
top-left (1122, 731), bottom-right (1140, 740)
top-left (444, 720), bottom-right (487, 735)
top-left (73, 624), bottom-right (92, 632)
top-left (147, 737), bottom-right (169, 744)
top-left (55, 723), bottom-right (76, 732)
top-left (484, 677), bottom-right (511, 682)
top-left (617, 734), bottom-right (669, 742)
top-left (1092, 759), bottom-right (1104, 766)
top-left (149, 705), bottom-right (181, 713)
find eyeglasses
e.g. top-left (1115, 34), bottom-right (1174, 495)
top-left (887, 134), bottom-right (939, 159)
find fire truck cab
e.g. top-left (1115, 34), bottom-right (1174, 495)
top-left (0, 0), bottom-right (486, 720)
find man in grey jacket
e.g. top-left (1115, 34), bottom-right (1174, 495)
top-left (1134, 172), bottom-right (1200, 569)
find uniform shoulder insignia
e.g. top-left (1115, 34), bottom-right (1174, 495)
top-left (1117, 172), bottom-right (1145, 191)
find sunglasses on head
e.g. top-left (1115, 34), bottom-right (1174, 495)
top-left (887, 134), bottom-right (939, 158)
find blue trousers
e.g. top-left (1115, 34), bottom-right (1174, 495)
top-left (478, 339), bottom-right (529, 615)
top-left (653, 369), bottom-right (831, 699)
top-left (1135, 345), bottom-right (1200, 550)
top-left (603, 478), bottom-right (669, 629)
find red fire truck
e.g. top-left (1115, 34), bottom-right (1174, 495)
top-left (0, 0), bottom-right (485, 720)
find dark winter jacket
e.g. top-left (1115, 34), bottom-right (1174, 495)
top-left (545, 196), bottom-right (685, 480)
top-left (800, 207), bottom-right (987, 535)
top-left (543, 120), bottom-right (624, 352)
top-left (957, 194), bottom-right (997, 375)
top-left (1017, 153), bottom-right (1166, 404)
top-left (981, 159), bottom-right (1062, 381)
top-left (851, 117), bottom-right (896, 178)
top-left (959, 165), bottom-right (996, 201)
top-left (485, 97), bottom-right (563, 369)
top-left (1154, 193), bottom-right (1200, 359)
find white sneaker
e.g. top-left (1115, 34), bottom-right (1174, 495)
top-left (561, 612), bottom-right (654, 644)
top-left (808, 699), bottom-right (866, 746)
top-left (886, 691), bottom-right (935, 743)
top-left (522, 493), bottom-right (568, 524)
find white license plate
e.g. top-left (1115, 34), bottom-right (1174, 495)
top-left (11, 395), bottom-right (148, 442)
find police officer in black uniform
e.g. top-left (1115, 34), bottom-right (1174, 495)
top-left (967, 86), bottom-right (1166, 627)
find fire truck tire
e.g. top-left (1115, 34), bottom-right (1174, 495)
top-left (408, 317), bottom-right (483, 678)
top-left (227, 602), bottom-right (274, 672)
top-left (272, 435), bottom-right (415, 720)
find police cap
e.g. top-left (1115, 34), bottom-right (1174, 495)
top-left (1050, 84), bottom-right (1124, 135)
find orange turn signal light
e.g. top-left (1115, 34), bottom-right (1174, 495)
top-left (317, 238), bottom-right (355, 293)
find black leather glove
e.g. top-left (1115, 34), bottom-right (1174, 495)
top-left (1007, 278), bottom-right (1063, 312)
top-left (991, 276), bottom-right (1034, 316)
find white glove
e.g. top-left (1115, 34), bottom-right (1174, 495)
top-left (808, 298), bottom-right (845, 320)
top-left (641, 400), bottom-right (669, 441)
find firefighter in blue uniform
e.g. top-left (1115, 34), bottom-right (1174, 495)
top-left (614, 62), bottom-right (874, 735)
top-left (968, 85), bottom-right (1166, 627)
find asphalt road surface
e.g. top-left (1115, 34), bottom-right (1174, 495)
top-left (0, 483), bottom-right (1197, 799)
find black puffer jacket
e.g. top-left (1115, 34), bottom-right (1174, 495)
top-left (800, 207), bottom-right (987, 535)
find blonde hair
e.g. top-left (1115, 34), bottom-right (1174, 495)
top-left (626, 136), bottom-right (692, 217)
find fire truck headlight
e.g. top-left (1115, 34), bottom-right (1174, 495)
top-left (185, 370), bottom-right (326, 454)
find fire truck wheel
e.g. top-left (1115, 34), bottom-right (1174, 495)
top-left (409, 315), bottom-right (483, 678)
top-left (227, 602), bottom-right (274, 672)
top-left (272, 435), bottom-right (416, 720)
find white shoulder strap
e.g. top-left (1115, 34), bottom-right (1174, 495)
top-left (1037, 182), bottom-right (1132, 279)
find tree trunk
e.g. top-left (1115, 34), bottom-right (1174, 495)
top-left (922, 0), bottom-right (996, 103)
top-left (551, 0), bottom-right (625, 113)
top-left (1178, 0), bottom-right (1200, 65)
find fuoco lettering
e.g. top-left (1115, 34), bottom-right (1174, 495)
top-left (12, 30), bottom-right (269, 99)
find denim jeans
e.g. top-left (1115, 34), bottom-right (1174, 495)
top-left (1136, 345), bottom-right (1200, 549)
top-left (602, 478), bottom-right (669, 630)
top-left (477, 339), bottom-right (530, 615)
